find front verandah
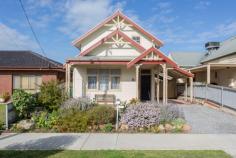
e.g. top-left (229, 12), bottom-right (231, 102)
top-left (135, 64), bottom-right (193, 104)
top-left (65, 62), bottom-right (193, 104)
top-left (189, 63), bottom-right (236, 88)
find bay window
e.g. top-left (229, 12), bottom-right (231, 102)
top-left (87, 69), bottom-right (121, 90)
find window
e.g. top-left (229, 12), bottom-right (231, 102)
top-left (99, 69), bottom-right (109, 91)
top-left (87, 69), bottom-right (121, 90)
top-left (111, 69), bottom-right (121, 89)
top-left (87, 69), bottom-right (97, 89)
top-left (132, 36), bottom-right (140, 43)
top-left (13, 75), bottom-right (42, 93)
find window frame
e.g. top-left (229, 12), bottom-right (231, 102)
top-left (132, 36), bottom-right (141, 44)
top-left (13, 75), bottom-right (42, 93)
top-left (87, 69), bottom-right (121, 91)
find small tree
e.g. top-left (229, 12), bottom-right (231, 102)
top-left (38, 80), bottom-right (66, 111)
top-left (12, 89), bottom-right (36, 118)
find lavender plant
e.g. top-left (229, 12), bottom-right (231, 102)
top-left (158, 104), bottom-right (184, 124)
top-left (120, 102), bottom-right (160, 128)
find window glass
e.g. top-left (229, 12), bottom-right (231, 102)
top-left (88, 76), bottom-right (97, 89)
top-left (132, 36), bottom-right (140, 43)
top-left (87, 69), bottom-right (97, 89)
top-left (13, 75), bottom-right (42, 93)
top-left (13, 76), bottom-right (21, 89)
top-left (111, 76), bottom-right (120, 89)
top-left (99, 69), bottom-right (109, 91)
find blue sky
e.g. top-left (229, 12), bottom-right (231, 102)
top-left (0, 0), bottom-right (236, 63)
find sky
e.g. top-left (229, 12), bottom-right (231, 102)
top-left (0, 0), bottom-right (236, 63)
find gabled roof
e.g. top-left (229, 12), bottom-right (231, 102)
top-left (127, 47), bottom-right (177, 68)
top-left (79, 29), bottom-right (146, 56)
top-left (0, 50), bottom-right (63, 69)
top-left (169, 52), bottom-right (205, 67)
top-left (201, 36), bottom-right (236, 63)
top-left (72, 10), bottom-right (163, 47)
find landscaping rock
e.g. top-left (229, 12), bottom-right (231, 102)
top-left (165, 123), bottom-right (173, 133)
top-left (120, 124), bottom-right (129, 131)
top-left (158, 124), bottom-right (165, 133)
top-left (182, 124), bottom-right (191, 133)
top-left (16, 120), bottom-right (35, 130)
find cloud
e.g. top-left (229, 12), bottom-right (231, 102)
top-left (58, 0), bottom-right (120, 38)
top-left (194, 1), bottom-right (211, 10)
top-left (0, 23), bottom-right (38, 50)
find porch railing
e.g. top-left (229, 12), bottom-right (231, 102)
top-left (178, 83), bottom-right (236, 111)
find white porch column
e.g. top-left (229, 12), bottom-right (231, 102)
top-left (185, 78), bottom-right (188, 101)
top-left (189, 77), bottom-right (193, 103)
top-left (166, 68), bottom-right (168, 104)
top-left (162, 64), bottom-right (167, 104)
top-left (207, 64), bottom-right (211, 84)
top-left (65, 63), bottom-right (71, 96)
top-left (151, 68), bottom-right (155, 101)
top-left (135, 64), bottom-right (141, 100)
top-left (156, 66), bottom-right (160, 104)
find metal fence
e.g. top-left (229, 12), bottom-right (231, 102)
top-left (178, 83), bottom-right (236, 111)
top-left (0, 102), bottom-right (16, 129)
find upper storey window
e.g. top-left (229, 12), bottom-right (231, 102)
top-left (132, 36), bottom-right (140, 44)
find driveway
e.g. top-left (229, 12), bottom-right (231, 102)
top-left (180, 104), bottom-right (236, 134)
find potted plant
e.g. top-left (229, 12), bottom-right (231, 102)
top-left (0, 92), bottom-right (10, 103)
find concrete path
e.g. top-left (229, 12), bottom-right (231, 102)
top-left (0, 133), bottom-right (236, 157)
top-left (180, 104), bottom-right (236, 133)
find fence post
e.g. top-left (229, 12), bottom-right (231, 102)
top-left (5, 104), bottom-right (8, 130)
top-left (205, 84), bottom-right (208, 102)
top-left (221, 87), bottom-right (224, 108)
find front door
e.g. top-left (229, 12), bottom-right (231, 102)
top-left (140, 69), bottom-right (151, 101)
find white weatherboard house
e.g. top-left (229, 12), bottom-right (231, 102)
top-left (65, 11), bottom-right (193, 104)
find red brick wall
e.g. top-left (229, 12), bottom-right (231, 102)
top-left (0, 70), bottom-right (65, 95)
top-left (0, 73), bottom-right (12, 95)
top-left (42, 73), bottom-right (57, 83)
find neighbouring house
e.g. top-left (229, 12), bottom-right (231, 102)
top-left (65, 10), bottom-right (193, 104)
top-left (0, 50), bottom-right (64, 94)
top-left (169, 36), bottom-right (236, 88)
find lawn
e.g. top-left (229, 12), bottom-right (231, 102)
top-left (0, 150), bottom-right (231, 158)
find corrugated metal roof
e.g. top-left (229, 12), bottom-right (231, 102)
top-left (201, 36), bottom-right (236, 62)
top-left (169, 52), bottom-right (204, 67)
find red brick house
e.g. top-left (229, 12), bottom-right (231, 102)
top-left (0, 50), bottom-right (64, 94)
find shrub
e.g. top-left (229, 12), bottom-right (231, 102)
top-left (56, 109), bottom-right (88, 132)
top-left (12, 89), bottom-right (37, 118)
top-left (129, 98), bottom-right (139, 105)
top-left (159, 105), bottom-right (184, 124)
top-left (87, 105), bottom-right (116, 125)
top-left (38, 80), bottom-right (66, 111)
top-left (120, 103), bottom-right (160, 128)
top-left (171, 118), bottom-right (186, 132)
top-left (102, 123), bottom-right (113, 132)
top-left (60, 97), bottom-right (95, 111)
top-left (32, 111), bottom-right (59, 129)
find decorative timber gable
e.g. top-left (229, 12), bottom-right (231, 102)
top-left (72, 10), bottom-right (163, 56)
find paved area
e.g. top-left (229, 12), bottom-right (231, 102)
top-left (0, 133), bottom-right (236, 157)
top-left (180, 104), bottom-right (236, 133)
